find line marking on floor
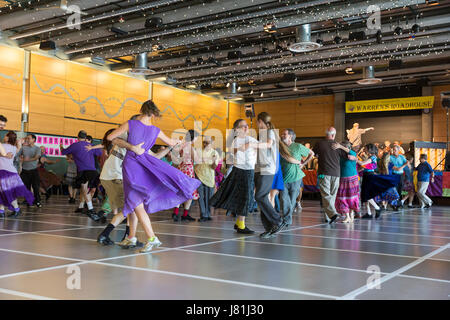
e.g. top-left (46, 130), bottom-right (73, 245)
top-left (0, 288), bottom-right (56, 300)
top-left (339, 243), bottom-right (450, 300)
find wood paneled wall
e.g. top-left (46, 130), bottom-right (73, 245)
top-left (28, 53), bottom-right (148, 139)
top-left (251, 96), bottom-right (335, 138)
top-left (0, 45), bottom-right (24, 131)
top-left (152, 83), bottom-right (230, 148)
top-left (432, 85), bottom-right (450, 147)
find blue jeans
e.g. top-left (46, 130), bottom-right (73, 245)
top-left (280, 180), bottom-right (302, 225)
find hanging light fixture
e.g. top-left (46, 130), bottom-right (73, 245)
top-left (357, 66), bottom-right (382, 85)
top-left (293, 78), bottom-right (298, 91)
top-left (288, 24), bottom-right (322, 53)
top-left (129, 52), bottom-right (155, 75)
top-left (223, 82), bottom-right (243, 101)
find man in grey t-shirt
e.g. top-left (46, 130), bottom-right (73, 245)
top-left (17, 134), bottom-right (42, 207)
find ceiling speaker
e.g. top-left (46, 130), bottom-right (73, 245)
top-left (389, 60), bottom-right (402, 70)
top-left (39, 40), bottom-right (56, 51)
top-left (145, 17), bottom-right (163, 29)
top-left (349, 31), bottom-right (366, 41)
top-left (227, 51), bottom-right (242, 59)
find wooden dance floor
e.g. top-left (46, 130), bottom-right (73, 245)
top-left (0, 197), bottom-right (448, 300)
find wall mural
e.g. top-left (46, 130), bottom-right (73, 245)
top-left (159, 105), bottom-right (224, 131)
top-left (32, 74), bottom-right (143, 119)
top-left (0, 72), bottom-right (20, 85)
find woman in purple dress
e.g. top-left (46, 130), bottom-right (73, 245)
top-left (0, 131), bottom-right (34, 217)
top-left (107, 100), bottom-right (201, 253)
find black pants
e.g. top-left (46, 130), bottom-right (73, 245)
top-left (393, 173), bottom-right (403, 199)
top-left (21, 169), bottom-right (41, 204)
top-left (255, 173), bottom-right (282, 232)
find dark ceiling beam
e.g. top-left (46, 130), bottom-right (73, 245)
top-left (83, 0), bottom-right (426, 60)
top-left (65, 0), bottom-right (339, 56)
top-left (173, 31), bottom-right (450, 84)
top-left (8, 0), bottom-right (185, 40)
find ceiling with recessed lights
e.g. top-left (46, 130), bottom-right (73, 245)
top-left (1, 0), bottom-right (449, 101)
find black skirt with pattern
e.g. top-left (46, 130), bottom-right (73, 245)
top-left (210, 166), bottom-right (254, 217)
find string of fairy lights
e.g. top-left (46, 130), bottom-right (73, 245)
top-left (0, 0), bottom-right (448, 97)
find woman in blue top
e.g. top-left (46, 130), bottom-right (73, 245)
top-left (401, 155), bottom-right (415, 208)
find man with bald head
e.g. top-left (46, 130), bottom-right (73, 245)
top-left (313, 127), bottom-right (353, 224)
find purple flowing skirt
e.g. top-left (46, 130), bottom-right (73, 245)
top-left (0, 170), bottom-right (34, 210)
top-left (122, 153), bottom-right (201, 216)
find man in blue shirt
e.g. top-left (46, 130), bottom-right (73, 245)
top-left (389, 145), bottom-right (407, 205)
top-left (416, 154), bottom-right (434, 209)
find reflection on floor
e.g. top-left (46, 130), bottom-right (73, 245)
top-left (0, 197), bottom-right (448, 300)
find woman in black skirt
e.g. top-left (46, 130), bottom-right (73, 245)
top-left (210, 119), bottom-right (259, 234)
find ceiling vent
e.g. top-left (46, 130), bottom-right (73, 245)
top-left (288, 24), bottom-right (322, 53)
top-left (128, 52), bottom-right (155, 75)
top-left (357, 66), bottom-right (382, 85)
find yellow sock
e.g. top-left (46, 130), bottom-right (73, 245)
top-left (236, 219), bottom-right (245, 229)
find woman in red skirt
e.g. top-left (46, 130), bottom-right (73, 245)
top-left (172, 129), bottom-right (200, 222)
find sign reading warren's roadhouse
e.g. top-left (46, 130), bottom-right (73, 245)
top-left (345, 96), bottom-right (435, 113)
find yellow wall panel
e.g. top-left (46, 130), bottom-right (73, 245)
top-left (122, 109), bottom-right (139, 122)
top-left (65, 101), bottom-right (97, 119)
top-left (31, 53), bottom-right (66, 79)
top-left (96, 71), bottom-right (124, 91)
top-left (66, 63), bottom-right (97, 86)
top-left (0, 45), bottom-right (23, 117)
top-left (95, 123), bottom-right (119, 140)
top-left (30, 74), bottom-right (66, 96)
top-left (28, 113), bottom-right (64, 135)
top-left (123, 95), bottom-right (146, 111)
top-left (432, 85), bottom-right (450, 147)
top-left (96, 88), bottom-right (124, 104)
top-left (0, 89), bottom-right (22, 111)
top-left (124, 77), bottom-right (149, 96)
top-left (65, 80), bottom-right (98, 102)
top-left (0, 108), bottom-right (21, 131)
top-left (0, 45), bottom-right (24, 70)
top-left (64, 118), bottom-right (96, 137)
top-left (95, 104), bottom-right (124, 124)
top-left (29, 93), bottom-right (65, 116)
top-left (0, 66), bottom-right (22, 91)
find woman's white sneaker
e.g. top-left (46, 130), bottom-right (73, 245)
top-left (140, 236), bottom-right (162, 253)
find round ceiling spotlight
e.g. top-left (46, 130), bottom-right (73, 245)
top-left (357, 66), bottom-right (382, 85)
top-left (376, 30), bottom-right (383, 44)
top-left (334, 36), bottom-right (342, 44)
top-left (288, 24), bottom-right (322, 53)
top-left (263, 22), bottom-right (277, 34)
top-left (394, 26), bottom-right (403, 35)
top-left (345, 67), bottom-right (355, 75)
top-left (128, 52), bottom-right (155, 75)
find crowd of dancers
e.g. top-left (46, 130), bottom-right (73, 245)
top-left (0, 101), bottom-right (437, 252)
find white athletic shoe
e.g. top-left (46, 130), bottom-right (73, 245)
top-left (118, 237), bottom-right (137, 249)
top-left (140, 236), bottom-right (162, 253)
